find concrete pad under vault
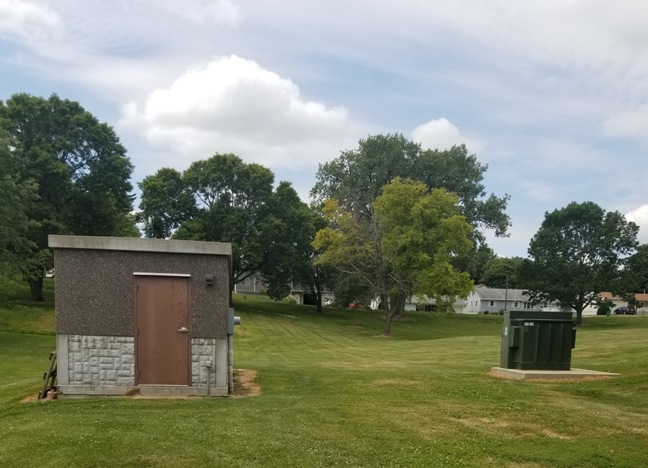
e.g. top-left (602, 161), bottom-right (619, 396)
top-left (490, 367), bottom-right (620, 381)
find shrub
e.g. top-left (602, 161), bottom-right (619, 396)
top-left (284, 296), bottom-right (297, 304)
top-left (595, 298), bottom-right (614, 316)
top-left (0, 273), bottom-right (18, 307)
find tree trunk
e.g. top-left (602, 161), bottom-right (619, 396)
top-left (383, 292), bottom-right (406, 336)
top-left (28, 277), bottom-right (44, 302)
top-left (315, 286), bottom-right (323, 314)
top-left (383, 309), bottom-right (399, 336)
top-left (397, 296), bottom-right (407, 318)
top-left (575, 307), bottom-right (583, 325)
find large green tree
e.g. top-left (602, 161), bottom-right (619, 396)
top-left (0, 128), bottom-right (38, 303)
top-left (0, 129), bottom-right (35, 264)
top-left (168, 154), bottom-right (274, 286)
top-left (139, 154), bottom-right (318, 301)
top-left (257, 181), bottom-right (322, 306)
top-left (612, 244), bottom-right (648, 307)
top-left (314, 178), bottom-right (474, 336)
top-left (452, 244), bottom-right (497, 284)
top-left (311, 134), bottom-right (510, 241)
top-left (521, 202), bottom-right (639, 324)
top-left (138, 168), bottom-right (197, 238)
top-left (0, 94), bottom-right (135, 300)
top-left (311, 134), bottom-right (508, 302)
top-left (481, 257), bottom-right (525, 289)
top-left (623, 244), bottom-right (648, 293)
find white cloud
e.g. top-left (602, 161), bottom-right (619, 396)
top-left (119, 55), bottom-right (351, 169)
top-left (602, 106), bottom-right (648, 142)
top-left (411, 118), bottom-right (480, 152)
top-left (535, 138), bottom-right (604, 169)
top-left (626, 205), bottom-right (648, 245)
top-left (163, 0), bottom-right (242, 28)
top-left (3, 1), bottom-right (648, 250)
top-left (0, 0), bottom-right (62, 40)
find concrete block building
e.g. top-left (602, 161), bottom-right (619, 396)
top-left (49, 235), bottom-right (233, 397)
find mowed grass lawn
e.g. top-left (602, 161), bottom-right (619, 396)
top-left (1, 286), bottom-right (648, 467)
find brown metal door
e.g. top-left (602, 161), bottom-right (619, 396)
top-left (135, 276), bottom-right (190, 385)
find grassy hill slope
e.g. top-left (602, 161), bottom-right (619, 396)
top-left (1, 290), bottom-right (647, 467)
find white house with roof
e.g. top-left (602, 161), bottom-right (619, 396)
top-left (369, 295), bottom-right (467, 313)
top-left (404, 295), bottom-right (467, 313)
top-left (464, 285), bottom-right (564, 314)
top-left (582, 291), bottom-right (648, 315)
top-left (233, 272), bottom-right (334, 305)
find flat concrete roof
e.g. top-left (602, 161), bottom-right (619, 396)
top-left (490, 367), bottom-right (620, 381)
top-left (49, 235), bottom-right (231, 256)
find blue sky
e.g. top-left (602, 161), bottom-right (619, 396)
top-left (2, 0), bottom-right (648, 257)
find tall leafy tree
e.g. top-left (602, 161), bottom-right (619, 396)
top-left (171, 154), bottom-right (274, 286)
top-left (311, 134), bottom-right (507, 308)
top-left (481, 257), bottom-right (525, 289)
top-left (0, 129), bottom-right (34, 263)
top-left (314, 178), bottom-right (474, 336)
top-left (311, 134), bottom-right (510, 242)
top-left (612, 244), bottom-right (648, 307)
top-left (411, 144), bottom-right (510, 239)
top-left (312, 134), bottom-right (421, 215)
top-left (0, 128), bottom-right (38, 303)
top-left (258, 182), bottom-right (318, 302)
top-left (298, 213), bottom-right (338, 313)
top-left (0, 94), bottom-right (135, 300)
top-left (453, 244), bottom-right (497, 284)
top-left (138, 168), bottom-right (197, 238)
top-left (521, 202), bottom-right (638, 324)
top-left (140, 154), bottom-right (320, 302)
top-left (623, 244), bottom-right (648, 293)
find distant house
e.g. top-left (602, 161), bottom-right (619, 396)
top-left (404, 295), bottom-right (467, 313)
top-left (599, 291), bottom-right (648, 309)
top-left (582, 291), bottom-right (648, 315)
top-left (464, 285), bottom-right (563, 314)
top-left (234, 273), bottom-right (266, 295)
top-left (368, 295), bottom-right (467, 313)
top-left (234, 273), bottom-right (333, 305)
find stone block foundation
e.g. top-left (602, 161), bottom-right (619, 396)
top-left (56, 334), bottom-right (228, 396)
top-left (66, 335), bottom-right (135, 386)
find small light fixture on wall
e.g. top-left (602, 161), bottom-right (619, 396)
top-left (205, 274), bottom-right (214, 286)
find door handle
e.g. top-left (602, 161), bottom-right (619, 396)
top-left (177, 327), bottom-right (188, 333)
